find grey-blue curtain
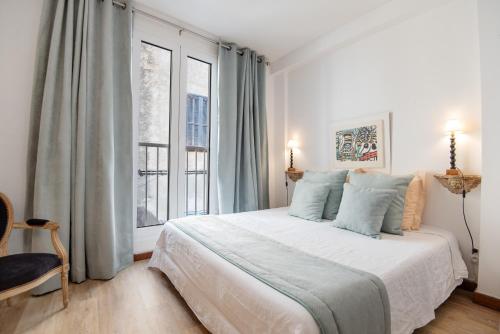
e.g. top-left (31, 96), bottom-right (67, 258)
top-left (217, 45), bottom-right (269, 213)
top-left (26, 0), bottom-right (133, 293)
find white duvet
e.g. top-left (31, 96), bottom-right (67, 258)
top-left (149, 207), bottom-right (468, 334)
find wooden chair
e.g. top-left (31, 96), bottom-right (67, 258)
top-left (0, 192), bottom-right (69, 307)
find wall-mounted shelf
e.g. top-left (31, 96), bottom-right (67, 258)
top-left (434, 174), bottom-right (481, 194)
top-left (285, 169), bottom-right (304, 182)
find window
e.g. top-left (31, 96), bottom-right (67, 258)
top-left (132, 14), bottom-right (218, 253)
top-left (186, 94), bottom-right (209, 148)
top-left (185, 58), bottom-right (211, 216)
top-left (136, 41), bottom-right (172, 228)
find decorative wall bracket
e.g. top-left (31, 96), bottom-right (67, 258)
top-left (434, 174), bottom-right (481, 194)
top-left (285, 170), bottom-right (304, 182)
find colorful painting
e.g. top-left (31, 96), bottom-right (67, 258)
top-left (332, 115), bottom-right (390, 170)
top-left (336, 125), bottom-right (379, 162)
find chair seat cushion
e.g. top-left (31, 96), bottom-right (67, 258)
top-left (0, 253), bottom-right (61, 292)
top-left (26, 218), bottom-right (49, 226)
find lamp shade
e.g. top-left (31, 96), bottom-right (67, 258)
top-left (287, 139), bottom-right (298, 149)
top-left (445, 119), bottom-right (462, 134)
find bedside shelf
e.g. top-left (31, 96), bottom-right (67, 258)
top-left (285, 170), bottom-right (304, 182)
top-left (434, 174), bottom-right (481, 194)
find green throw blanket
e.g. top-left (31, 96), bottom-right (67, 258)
top-left (171, 216), bottom-right (391, 334)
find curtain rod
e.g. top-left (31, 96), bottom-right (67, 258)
top-left (112, 0), bottom-right (268, 64)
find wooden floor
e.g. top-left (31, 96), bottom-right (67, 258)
top-left (1, 261), bottom-right (498, 334)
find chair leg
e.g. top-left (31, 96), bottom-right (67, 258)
top-left (61, 270), bottom-right (69, 308)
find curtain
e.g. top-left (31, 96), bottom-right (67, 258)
top-left (26, 0), bottom-right (133, 293)
top-left (217, 44), bottom-right (269, 214)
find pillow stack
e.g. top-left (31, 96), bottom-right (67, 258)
top-left (288, 169), bottom-right (425, 239)
top-left (347, 172), bottom-right (414, 236)
top-left (288, 180), bottom-right (331, 222)
top-left (302, 170), bottom-right (349, 220)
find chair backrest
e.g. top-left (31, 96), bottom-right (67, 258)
top-left (0, 193), bottom-right (14, 255)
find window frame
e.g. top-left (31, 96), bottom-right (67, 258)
top-left (178, 46), bottom-right (218, 218)
top-left (132, 15), bottom-right (181, 254)
top-left (131, 13), bottom-right (219, 254)
top-left (136, 39), bottom-right (173, 228)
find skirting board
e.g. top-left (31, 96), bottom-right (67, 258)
top-left (473, 292), bottom-right (500, 311)
top-left (134, 251), bottom-right (153, 262)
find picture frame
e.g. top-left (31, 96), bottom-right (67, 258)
top-left (332, 112), bottom-right (391, 172)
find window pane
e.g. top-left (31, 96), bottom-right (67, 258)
top-left (185, 57), bottom-right (211, 216)
top-left (137, 42), bottom-right (171, 228)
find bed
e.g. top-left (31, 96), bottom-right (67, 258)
top-left (149, 207), bottom-right (468, 334)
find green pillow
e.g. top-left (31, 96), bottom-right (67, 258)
top-left (348, 172), bottom-right (414, 235)
top-left (303, 170), bottom-right (348, 220)
top-left (288, 180), bottom-right (330, 222)
top-left (332, 184), bottom-right (397, 239)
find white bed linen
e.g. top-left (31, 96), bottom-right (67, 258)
top-left (149, 207), bottom-right (468, 334)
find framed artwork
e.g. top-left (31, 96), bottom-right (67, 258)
top-left (332, 112), bottom-right (391, 172)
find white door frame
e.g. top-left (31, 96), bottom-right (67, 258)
top-left (177, 36), bottom-right (219, 217)
top-left (132, 15), bottom-right (181, 254)
top-left (132, 15), bottom-right (219, 254)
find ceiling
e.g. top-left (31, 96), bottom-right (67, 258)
top-left (134, 0), bottom-right (392, 61)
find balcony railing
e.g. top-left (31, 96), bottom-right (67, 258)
top-left (137, 142), bottom-right (209, 227)
top-left (137, 142), bottom-right (169, 228)
top-left (185, 145), bottom-right (208, 216)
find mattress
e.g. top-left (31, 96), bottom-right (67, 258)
top-left (149, 207), bottom-right (468, 334)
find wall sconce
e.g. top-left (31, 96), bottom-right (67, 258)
top-left (434, 118), bottom-right (480, 254)
top-left (436, 119), bottom-right (480, 194)
top-left (285, 139), bottom-right (303, 204)
top-left (287, 139), bottom-right (298, 171)
top-left (445, 119), bottom-right (462, 176)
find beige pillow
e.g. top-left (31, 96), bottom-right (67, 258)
top-left (401, 176), bottom-right (425, 230)
top-left (412, 179), bottom-right (426, 230)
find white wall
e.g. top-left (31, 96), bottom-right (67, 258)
top-left (267, 72), bottom-right (288, 208)
top-left (477, 0), bottom-right (500, 299)
top-left (269, 0), bottom-right (482, 278)
top-left (0, 0), bottom-right (43, 253)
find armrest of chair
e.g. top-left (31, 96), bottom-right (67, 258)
top-left (13, 221), bottom-right (68, 268)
